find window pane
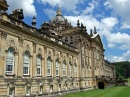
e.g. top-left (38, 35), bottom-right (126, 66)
top-left (37, 68), bottom-right (40, 75)
top-left (37, 55), bottom-right (42, 75)
top-left (6, 47), bottom-right (14, 74)
top-left (47, 58), bottom-right (51, 76)
top-left (63, 62), bottom-right (66, 76)
top-left (56, 61), bottom-right (59, 75)
top-left (23, 51), bottom-right (30, 75)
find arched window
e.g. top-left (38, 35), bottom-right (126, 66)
top-left (62, 61), bottom-right (66, 76)
top-left (37, 54), bottom-right (42, 76)
top-left (6, 47), bottom-right (15, 74)
top-left (74, 64), bottom-right (77, 77)
top-left (23, 51), bottom-right (30, 75)
top-left (47, 57), bottom-right (51, 76)
top-left (56, 59), bottom-right (59, 76)
top-left (69, 62), bottom-right (71, 77)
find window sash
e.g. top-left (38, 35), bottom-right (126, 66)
top-left (37, 57), bottom-right (42, 75)
top-left (69, 64), bottom-right (71, 77)
top-left (6, 50), bottom-right (14, 74)
top-left (74, 65), bottom-right (77, 77)
top-left (23, 54), bottom-right (30, 75)
top-left (9, 87), bottom-right (14, 95)
top-left (56, 61), bottom-right (59, 76)
top-left (47, 59), bottom-right (51, 76)
top-left (63, 63), bottom-right (66, 76)
top-left (26, 86), bottom-right (31, 95)
top-left (40, 86), bottom-right (43, 93)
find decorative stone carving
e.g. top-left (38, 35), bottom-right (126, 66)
top-left (1, 31), bottom-right (7, 39)
top-left (18, 36), bottom-right (24, 47)
top-left (24, 44), bottom-right (31, 53)
top-left (33, 42), bottom-right (37, 53)
top-left (38, 48), bottom-right (42, 54)
top-left (6, 39), bottom-right (18, 53)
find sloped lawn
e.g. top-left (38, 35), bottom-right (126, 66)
top-left (62, 86), bottom-right (130, 97)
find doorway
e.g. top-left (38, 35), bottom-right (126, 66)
top-left (98, 82), bottom-right (104, 89)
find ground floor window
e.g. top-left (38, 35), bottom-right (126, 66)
top-left (9, 87), bottom-right (15, 96)
top-left (58, 84), bottom-right (61, 91)
top-left (26, 86), bottom-right (31, 95)
top-left (40, 85), bottom-right (43, 94)
top-left (50, 85), bottom-right (53, 93)
top-left (65, 84), bottom-right (68, 90)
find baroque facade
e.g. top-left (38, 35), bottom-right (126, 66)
top-left (0, 1), bottom-right (116, 97)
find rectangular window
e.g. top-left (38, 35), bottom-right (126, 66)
top-left (6, 55), bottom-right (14, 74)
top-left (9, 87), bottom-right (15, 96)
top-left (69, 64), bottom-right (71, 77)
top-left (50, 85), bottom-right (53, 93)
top-left (40, 86), bottom-right (43, 94)
top-left (37, 68), bottom-right (41, 75)
top-left (26, 86), bottom-right (31, 95)
top-left (74, 65), bottom-right (77, 77)
top-left (23, 56), bottom-right (29, 75)
top-left (63, 63), bottom-right (66, 76)
top-left (37, 57), bottom-right (41, 75)
top-left (56, 61), bottom-right (59, 76)
top-left (47, 60), bottom-right (51, 76)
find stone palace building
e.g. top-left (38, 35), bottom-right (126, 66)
top-left (0, 0), bottom-right (116, 96)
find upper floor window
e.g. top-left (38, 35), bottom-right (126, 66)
top-left (69, 62), bottom-right (71, 77)
top-left (82, 67), bottom-right (84, 77)
top-left (74, 64), bottom-right (77, 77)
top-left (6, 47), bottom-right (15, 75)
top-left (56, 59), bottom-right (59, 76)
top-left (23, 51), bottom-right (30, 75)
top-left (37, 54), bottom-right (42, 76)
top-left (62, 61), bottom-right (66, 76)
top-left (47, 57), bottom-right (51, 76)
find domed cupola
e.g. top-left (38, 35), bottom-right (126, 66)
top-left (51, 7), bottom-right (66, 23)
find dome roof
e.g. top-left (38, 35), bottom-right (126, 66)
top-left (51, 7), bottom-right (66, 23)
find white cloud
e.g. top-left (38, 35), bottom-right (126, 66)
top-left (105, 0), bottom-right (130, 25)
top-left (7, 0), bottom-right (36, 17)
top-left (101, 17), bottom-right (118, 29)
top-left (120, 43), bottom-right (130, 50)
top-left (104, 1), bottom-right (112, 9)
top-left (38, 0), bottom-right (83, 11)
top-left (108, 43), bottom-right (115, 48)
top-left (107, 32), bottom-right (130, 44)
top-left (106, 49), bottom-right (130, 62)
top-left (43, 8), bottom-right (56, 19)
top-left (106, 55), bottom-right (124, 62)
top-left (121, 23), bottom-right (130, 29)
top-left (81, 2), bottom-right (95, 15)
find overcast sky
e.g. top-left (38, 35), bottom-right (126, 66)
top-left (6, 0), bottom-right (130, 62)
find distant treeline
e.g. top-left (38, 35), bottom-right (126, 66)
top-left (112, 61), bottom-right (130, 79)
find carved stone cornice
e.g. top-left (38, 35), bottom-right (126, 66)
top-left (1, 31), bottom-right (7, 39)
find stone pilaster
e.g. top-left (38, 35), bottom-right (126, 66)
top-left (32, 42), bottom-right (37, 77)
top-left (17, 36), bottom-right (24, 77)
top-left (0, 31), bottom-right (7, 76)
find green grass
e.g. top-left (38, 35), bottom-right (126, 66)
top-left (62, 86), bottom-right (130, 97)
